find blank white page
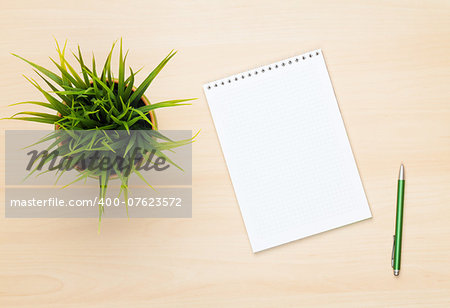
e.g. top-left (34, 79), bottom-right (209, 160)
top-left (203, 49), bottom-right (371, 252)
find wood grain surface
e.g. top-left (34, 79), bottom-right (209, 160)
top-left (1, 0), bottom-right (450, 307)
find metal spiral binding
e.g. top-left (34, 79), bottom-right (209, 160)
top-left (206, 50), bottom-right (321, 90)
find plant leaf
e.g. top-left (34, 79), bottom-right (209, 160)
top-left (23, 76), bottom-right (70, 116)
top-left (135, 98), bottom-right (195, 113)
top-left (12, 53), bottom-right (63, 85)
top-left (129, 50), bottom-right (177, 107)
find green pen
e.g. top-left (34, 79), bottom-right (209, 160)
top-left (391, 164), bottom-right (405, 276)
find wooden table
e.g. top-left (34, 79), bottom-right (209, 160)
top-left (1, 1), bottom-right (450, 306)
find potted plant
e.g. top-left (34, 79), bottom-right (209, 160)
top-left (3, 39), bottom-right (196, 226)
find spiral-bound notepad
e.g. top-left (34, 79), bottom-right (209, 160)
top-left (203, 49), bottom-right (371, 252)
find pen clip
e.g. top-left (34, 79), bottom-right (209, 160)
top-left (391, 235), bottom-right (396, 268)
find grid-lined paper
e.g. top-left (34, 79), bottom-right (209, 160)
top-left (203, 50), bottom-right (372, 252)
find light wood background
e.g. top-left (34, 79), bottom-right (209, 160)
top-left (1, 0), bottom-right (450, 307)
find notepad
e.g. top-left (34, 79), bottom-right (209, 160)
top-left (203, 49), bottom-right (371, 252)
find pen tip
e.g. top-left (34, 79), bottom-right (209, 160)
top-left (399, 164), bottom-right (404, 180)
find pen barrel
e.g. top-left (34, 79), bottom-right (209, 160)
top-left (393, 179), bottom-right (405, 271)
